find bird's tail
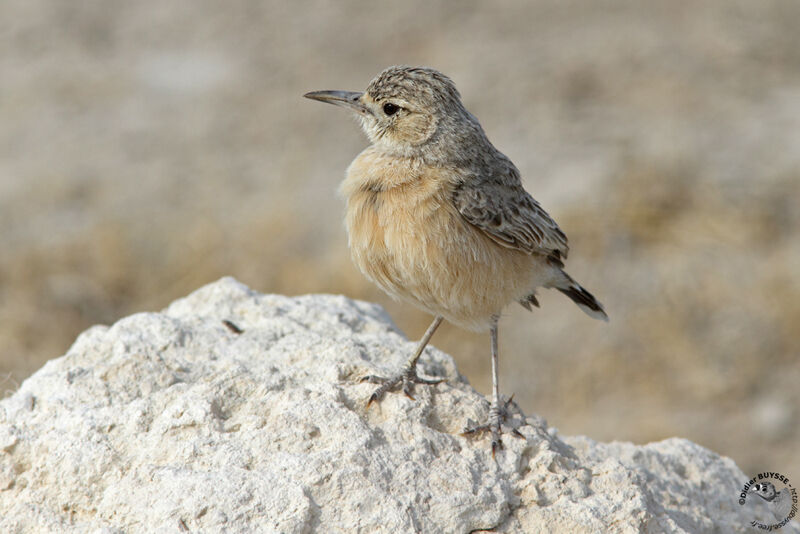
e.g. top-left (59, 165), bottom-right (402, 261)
top-left (556, 272), bottom-right (608, 322)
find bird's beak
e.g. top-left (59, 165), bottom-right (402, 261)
top-left (303, 90), bottom-right (369, 114)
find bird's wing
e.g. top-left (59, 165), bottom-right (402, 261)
top-left (452, 164), bottom-right (569, 260)
top-left (775, 489), bottom-right (793, 519)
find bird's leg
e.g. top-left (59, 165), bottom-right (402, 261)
top-left (362, 316), bottom-right (445, 406)
top-left (462, 316), bottom-right (524, 456)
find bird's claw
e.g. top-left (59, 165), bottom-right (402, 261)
top-left (362, 366), bottom-right (445, 407)
top-left (462, 395), bottom-right (524, 457)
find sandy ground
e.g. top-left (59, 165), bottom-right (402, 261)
top-left (2, 0), bottom-right (799, 481)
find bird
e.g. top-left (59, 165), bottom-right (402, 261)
top-left (304, 66), bottom-right (607, 454)
top-left (749, 482), bottom-right (793, 523)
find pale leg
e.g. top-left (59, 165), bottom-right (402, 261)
top-left (463, 316), bottom-right (522, 456)
top-left (363, 316), bottom-right (445, 406)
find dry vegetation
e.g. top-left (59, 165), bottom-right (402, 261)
top-left (1, 0), bottom-right (798, 477)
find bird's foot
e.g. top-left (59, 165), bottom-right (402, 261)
top-left (361, 365), bottom-right (445, 407)
top-left (462, 395), bottom-right (524, 457)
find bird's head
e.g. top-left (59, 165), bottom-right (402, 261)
top-left (750, 482), bottom-right (777, 502)
top-left (305, 66), bottom-right (478, 159)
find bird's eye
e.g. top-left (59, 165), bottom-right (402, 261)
top-left (383, 102), bottom-right (400, 116)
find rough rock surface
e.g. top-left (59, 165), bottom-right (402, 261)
top-left (0, 277), bottom-right (793, 533)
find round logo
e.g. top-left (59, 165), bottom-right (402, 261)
top-left (739, 472), bottom-right (797, 530)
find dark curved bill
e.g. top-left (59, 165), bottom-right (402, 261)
top-left (303, 90), bottom-right (368, 113)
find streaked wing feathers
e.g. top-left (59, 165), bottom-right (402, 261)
top-left (453, 170), bottom-right (568, 259)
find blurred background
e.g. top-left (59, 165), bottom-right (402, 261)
top-left (1, 0), bottom-right (798, 479)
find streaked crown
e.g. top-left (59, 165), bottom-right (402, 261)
top-left (365, 66), bottom-right (462, 111)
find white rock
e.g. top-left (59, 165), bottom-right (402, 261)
top-left (0, 277), bottom-right (793, 533)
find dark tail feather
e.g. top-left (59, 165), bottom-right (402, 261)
top-left (557, 280), bottom-right (608, 322)
top-left (519, 293), bottom-right (540, 311)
